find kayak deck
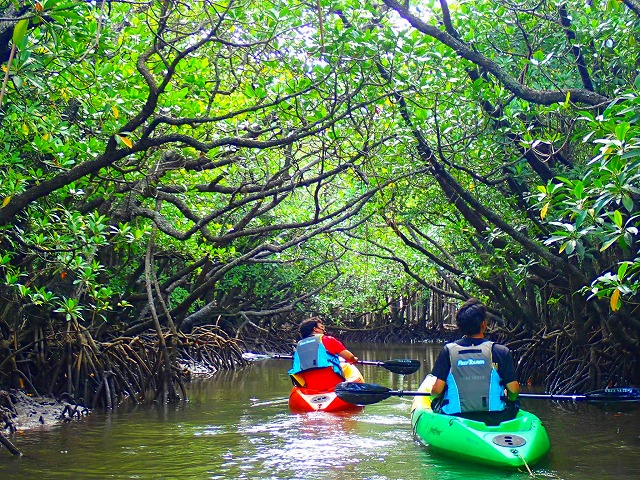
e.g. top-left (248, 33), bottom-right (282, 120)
top-left (411, 375), bottom-right (550, 468)
top-left (289, 363), bottom-right (365, 413)
top-left (289, 387), bottom-right (365, 413)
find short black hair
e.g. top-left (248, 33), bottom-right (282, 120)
top-left (455, 298), bottom-right (487, 335)
top-left (299, 317), bottom-right (322, 337)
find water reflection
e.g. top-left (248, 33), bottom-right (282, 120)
top-left (239, 412), bottom-right (365, 479)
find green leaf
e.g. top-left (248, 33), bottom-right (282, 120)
top-left (617, 262), bottom-right (628, 280)
top-left (600, 235), bottom-right (619, 251)
top-left (42, 0), bottom-right (76, 9)
top-left (49, 10), bottom-right (84, 21)
top-left (531, 50), bottom-right (545, 63)
top-left (615, 122), bottom-right (630, 142)
top-left (565, 240), bottom-right (576, 255)
top-left (613, 210), bottom-right (623, 227)
top-left (621, 149), bottom-right (640, 159)
top-left (12, 19), bottom-right (29, 44)
top-left (622, 194), bottom-right (634, 212)
top-left (574, 210), bottom-right (588, 229)
top-left (544, 235), bottom-right (569, 245)
top-left (11, 75), bottom-right (23, 89)
top-left (414, 108), bottom-right (428, 120)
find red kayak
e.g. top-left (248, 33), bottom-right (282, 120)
top-left (289, 363), bottom-right (365, 413)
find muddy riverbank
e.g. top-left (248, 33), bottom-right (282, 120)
top-left (1, 389), bottom-right (89, 456)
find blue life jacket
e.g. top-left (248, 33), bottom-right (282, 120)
top-left (288, 334), bottom-right (344, 378)
top-left (441, 341), bottom-right (506, 414)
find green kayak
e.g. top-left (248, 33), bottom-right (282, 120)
top-left (411, 375), bottom-right (550, 468)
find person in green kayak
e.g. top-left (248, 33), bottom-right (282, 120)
top-left (288, 317), bottom-right (359, 391)
top-left (430, 298), bottom-right (520, 424)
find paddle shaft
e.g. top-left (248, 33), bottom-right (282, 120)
top-left (376, 391), bottom-right (590, 400)
top-left (362, 390), bottom-right (633, 401)
top-left (520, 393), bottom-right (587, 401)
top-left (272, 354), bottom-right (392, 368)
top-left (335, 382), bottom-right (640, 405)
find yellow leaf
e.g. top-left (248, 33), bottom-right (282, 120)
top-left (610, 289), bottom-right (621, 311)
top-left (1, 196), bottom-right (11, 208)
top-left (112, 106), bottom-right (119, 119)
top-left (541, 202), bottom-right (549, 220)
top-left (118, 135), bottom-right (133, 148)
top-left (21, 123), bottom-right (29, 135)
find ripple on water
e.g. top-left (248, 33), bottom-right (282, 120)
top-left (358, 413), bottom-right (411, 426)
top-left (192, 425), bottom-right (226, 436)
top-left (218, 410), bottom-right (402, 479)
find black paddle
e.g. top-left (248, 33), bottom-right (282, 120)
top-left (334, 382), bottom-right (640, 406)
top-left (242, 353), bottom-right (421, 375)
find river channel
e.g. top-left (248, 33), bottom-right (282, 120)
top-left (1, 343), bottom-right (638, 479)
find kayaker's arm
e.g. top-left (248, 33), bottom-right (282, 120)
top-left (505, 380), bottom-right (520, 401)
top-left (430, 378), bottom-right (447, 398)
top-left (338, 349), bottom-right (359, 364)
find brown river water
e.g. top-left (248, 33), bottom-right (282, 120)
top-left (1, 343), bottom-right (638, 479)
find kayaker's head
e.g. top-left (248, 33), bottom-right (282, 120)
top-left (456, 298), bottom-right (487, 337)
top-left (299, 317), bottom-right (326, 337)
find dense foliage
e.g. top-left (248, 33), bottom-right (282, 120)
top-left (0, 0), bottom-right (638, 404)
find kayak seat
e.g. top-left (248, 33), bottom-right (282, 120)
top-left (454, 408), bottom-right (519, 426)
top-left (451, 411), bottom-right (534, 430)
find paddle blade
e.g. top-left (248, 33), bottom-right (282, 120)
top-left (241, 353), bottom-right (293, 362)
top-left (382, 359), bottom-right (421, 375)
top-left (586, 387), bottom-right (640, 403)
top-left (335, 382), bottom-right (393, 405)
top-left (241, 352), bottom-right (272, 361)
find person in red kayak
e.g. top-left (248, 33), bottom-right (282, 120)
top-left (288, 317), bottom-right (359, 391)
top-left (430, 298), bottom-right (520, 424)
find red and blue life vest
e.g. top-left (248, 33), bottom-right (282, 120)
top-left (288, 334), bottom-right (344, 379)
